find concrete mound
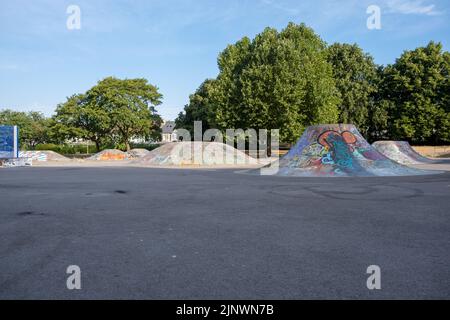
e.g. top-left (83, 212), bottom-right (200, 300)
top-left (128, 148), bottom-right (150, 158)
top-left (19, 150), bottom-right (69, 162)
top-left (87, 149), bottom-right (129, 161)
top-left (264, 124), bottom-right (439, 177)
top-left (137, 142), bottom-right (257, 166)
top-left (373, 141), bottom-right (436, 165)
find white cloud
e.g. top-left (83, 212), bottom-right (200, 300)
top-left (386, 0), bottom-right (441, 16)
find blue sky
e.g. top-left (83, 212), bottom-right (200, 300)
top-left (1, 0), bottom-right (449, 120)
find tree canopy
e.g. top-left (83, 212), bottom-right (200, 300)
top-left (176, 25), bottom-right (449, 145)
top-left (177, 22), bottom-right (341, 143)
top-left (53, 77), bottom-right (163, 151)
top-left (175, 79), bottom-right (217, 135)
top-left (0, 109), bottom-right (51, 148)
top-left (2, 23), bottom-right (449, 149)
top-left (380, 41), bottom-right (450, 143)
top-left (326, 43), bottom-right (379, 136)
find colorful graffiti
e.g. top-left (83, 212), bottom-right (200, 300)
top-left (87, 149), bottom-right (129, 161)
top-left (278, 124), bottom-right (435, 177)
top-left (318, 130), bottom-right (356, 149)
top-left (317, 130), bottom-right (358, 171)
top-left (19, 151), bottom-right (48, 161)
top-left (18, 150), bottom-right (68, 162)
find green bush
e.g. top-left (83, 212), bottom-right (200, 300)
top-left (31, 143), bottom-right (159, 154)
top-left (33, 144), bottom-right (97, 155)
top-left (35, 143), bottom-right (59, 151)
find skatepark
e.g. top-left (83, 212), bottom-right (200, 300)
top-left (2, 0), bottom-right (450, 305)
top-left (1, 124), bottom-right (450, 299)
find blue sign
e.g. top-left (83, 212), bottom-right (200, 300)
top-left (0, 125), bottom-right (19, 158)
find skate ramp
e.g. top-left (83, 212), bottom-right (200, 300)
top-left (265, 124), bottom-right (439, 177)
top-left (87, 149), bottom-right (129, 161)
top-left (137, 142), bottom-right (257, 166)
top-left (373, 141), bottom-right (437, 165)
top-left (19, 150), bottom-right (69, 162)
top-left (128, 148), bottom-right (150, 158)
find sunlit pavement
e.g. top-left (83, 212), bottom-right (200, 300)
top-left (0, 167), bottom-right (449, 299)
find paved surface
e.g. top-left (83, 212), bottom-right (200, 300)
top-left (0, 167), bottom-right (449, 299)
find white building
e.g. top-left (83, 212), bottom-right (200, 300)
top-left (161, 121), bottom-right (178, 143)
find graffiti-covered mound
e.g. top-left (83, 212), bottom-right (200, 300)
top-left (137, 142), bottom-right (257, 166)
top-left (273, 124), bottom-right (437, 177)
top-left (87, 149), bottom-right (129, 161)
top-left (127, 148), bottom-right (150, 158)
top-left (19, 150), bottom-right (69, 162)
top-left (372, 141), bottom-right (435, 165)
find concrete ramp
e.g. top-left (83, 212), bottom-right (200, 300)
top-left (269, 124), bottom-right (438, 177)
top-left (373, 141), bottom-right (436, 165)
top-left (137, 142), bottom-right (257, 166)
top-left (87, 149), bottom-right (129, 161)
top-left (19, 150), bottom-right (69, 162)
top-left (128, 148), bottom-right (150, 158)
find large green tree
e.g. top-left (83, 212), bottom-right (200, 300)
top-left (53, 94), bottom-right (112, 151)
top-left (175, 79), bottom-right (217, 135)
top-left (380, 41), bottom-right (450, 143)
top-left (208, 22), bottom-right (340, 143)
top-left (53, 77), bottom-right (163, 151)
top-left (85, 77), bottom-right (163, 151)
top-left (326, 43), bottom-right (379, 135)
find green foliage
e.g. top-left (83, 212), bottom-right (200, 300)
top-left (326, 43), bottom-right (379, 135)
top-left (3, 27), bottom-right (450, 149)
top-left (177, 27), bottom-right (449, 145)
top-left (33, 143), bottom-right (97, 154)
top-left (175, 79), bottom-right (217, 135)
top-left (52, 94), bottom-right (111, 150)
top-left (366, 97), bottom-right (390, 142)
top-left (52, 77), bottom-right (163, 151)
top-left (380, 41), bottom-right (450, 143)
top-left (214, 23), bottom-right (340, 143)
top-left (0, 109), bottom-right (51, 148)
top-left (176, 22), bottom-right (340, 143)
top-left (85, 77), bottom-right (163, 151)
top-left (32, 142), bottom-right (159, 154)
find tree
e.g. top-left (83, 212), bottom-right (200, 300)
top-left (53, 94), bottom-right (112, 151)
top-left (380, 41), bottom-right (450, 144)
top-left (175, 79), bottom-right (217, 135)
top-left (204, 22), bottom-right (340, 143)
top-left (53, 77), bottom-right (163, 151)
top-left (0, 109), bottom-right (51, 148)
top-left (85, 77), bottom-right (163, 151)
top-left (326, 43), bottom-right (378, 135)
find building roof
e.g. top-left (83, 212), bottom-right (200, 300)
top-left (161, 121), bottom-right (176, 134)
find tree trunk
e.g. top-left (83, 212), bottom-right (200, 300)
top-left (126, 141), bottom-right (131, 152)
top-left (95, 140), bottom-right (100, 152)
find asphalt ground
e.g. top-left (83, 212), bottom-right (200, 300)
top-left (0, 166), bottom-right (449, 299)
